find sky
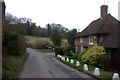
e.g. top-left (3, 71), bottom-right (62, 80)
top-left (4, 0), bottom-right (120, 31)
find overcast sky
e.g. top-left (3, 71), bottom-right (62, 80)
top-left (4, 0), bottom-right (120, 31)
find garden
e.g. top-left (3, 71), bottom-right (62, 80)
top-left (55, 44), bottom-right (119, 79)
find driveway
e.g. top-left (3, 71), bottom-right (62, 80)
top-left (16, 48), bottom-right (97, 79)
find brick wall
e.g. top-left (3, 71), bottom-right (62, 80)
top-left (81, 36), bottom-right (89, 47)
top-left (0, 1), bottom-right (5, 37)
top-left (0, 2), bottom-right (3, 78)
top-left (74, 35), bottom-right (98, 52)
top-left (0, 2), bottom-right (2, 28)
top-left (2, 2), bottom-right (5, 27)
top-left (0, 1), bottom-right (3, 41)
top-left (74, 38), bottom-right (80, 46)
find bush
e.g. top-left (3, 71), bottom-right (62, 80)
top-left (7, 34), bottom-right (26, 56)
top-left (35, 39), bottom-right (53, 49)
top-left (81, 44), bottom-right (107, 66)
top-left (98, 55), bottom-right (110, 70)
top-left (55, 47), bottom-right (64, 56)
top-left (77, 48), bottom-right (88, 60)
top-left (63, 45), bottom-right (74, 56)
top-left (70, 50), bottom-right (78, 59)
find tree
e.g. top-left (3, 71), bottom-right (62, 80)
top-left (46, 23), bottom-right (52, 37)
top-left (50, 29), bottom-right (62, 46)
top-left (45, 23), bottom-right (68, 38)
top-left (66, 29), bottom-right (77, 45)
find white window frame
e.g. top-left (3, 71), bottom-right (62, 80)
top-left (81, 46), bottom-right (83, 52)
top-left (89, 36), bottom-right (94, 45)
top-left (75, 46), bottom-right (78, 52)
top-left (94, 35), bottom-right (96, 39)
top-left (80, 37), bottom-right (83, 43)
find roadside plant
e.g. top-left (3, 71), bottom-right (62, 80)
top-left (98, 55), bottom-right (110, 70)
top-left (35, 39), bottom-right (53, 49)
top-left (81, 44), bottom-right (107, 66)
top-left (70, 50), bottom-right (78, 59)
top-left (7, 34), bottom-right (27, 56)
top-left (55, 46), bottom-right (64, 56)
top-left (63, 45), bottom-right (74, 56)
top-left (77, 48), bottom-right (88, 60)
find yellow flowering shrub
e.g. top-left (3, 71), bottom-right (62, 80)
top-left (81, 44), bottom-right (107, 66)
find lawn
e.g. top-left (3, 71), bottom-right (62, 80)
top-left (99, 75), bottom-right (113, 80)
top-left (25, 36), bottom-right (68, 48)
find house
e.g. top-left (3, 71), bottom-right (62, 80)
top-left (74, 5), bottom-right (120, 71)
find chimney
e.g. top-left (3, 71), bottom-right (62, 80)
top-left (101, 5), bottom-right (108, 18)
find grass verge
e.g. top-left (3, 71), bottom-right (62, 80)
top-left (55, 56), bottom-right (113, 79)
top-left (55, 56), bottom-right (99, 71)
top-left (2, 54), bottom-right (28, 79)
top-left (99, 75), bottom-right (112, 80)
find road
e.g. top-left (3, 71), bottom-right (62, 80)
top-left (16, 48), bottom-right (97, 79)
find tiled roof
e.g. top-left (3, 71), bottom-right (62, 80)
top-left (75, 14), bottom-right (119, 48)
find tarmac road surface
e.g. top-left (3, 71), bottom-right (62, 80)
top-left (16, 48), bottom-right (97, 80)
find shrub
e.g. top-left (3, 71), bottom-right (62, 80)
top-left (98, 55), bottom-right (110, 70)
top-left (36, 41), bottom-right (48, 49)
top-left (81, 44), bottom-right (107, 66)
top-left (7, 34), bottom-right (27, 56)
top-left (35, 39), bottom-right (53, 49)
top-left (63, 45), bottom-right (74, 56)
top-left (77, 48), bottom-right (88, 60)
top-left (70, 50), bottom-right (78, 59)
top-left (55, 47), bottom-right (64, 56)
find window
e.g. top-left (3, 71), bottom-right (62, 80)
top-left (89, 36), bottom-right (94, 45)
top-left (81, 46), bottom-right (83, 52)
top-left (75, 46), bottom-right (78, 52)
top-left (80, 37), bottom-right (83, 43)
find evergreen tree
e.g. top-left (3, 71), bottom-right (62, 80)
top-left (50, 29), bottom-right (62, 46)
top-left (66, 29), bottom-right (77, 46)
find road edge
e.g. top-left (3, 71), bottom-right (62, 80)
top-left (13, 53), bottom-right (29, 78)
top-left (52, 56), bottom-right (102, 80)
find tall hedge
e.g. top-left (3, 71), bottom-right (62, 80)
top-left (4, 33), bottom-right (27, 56)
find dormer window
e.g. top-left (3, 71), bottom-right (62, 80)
top-left (89, 36), bottom-right (94, 45)
top-left (80, 37), bottom-right (83, 43)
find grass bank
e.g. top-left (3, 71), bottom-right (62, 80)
top-left (2, 54), bottom-right (28, 79)
top-left (25, 36), bottom-right (68, 48)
